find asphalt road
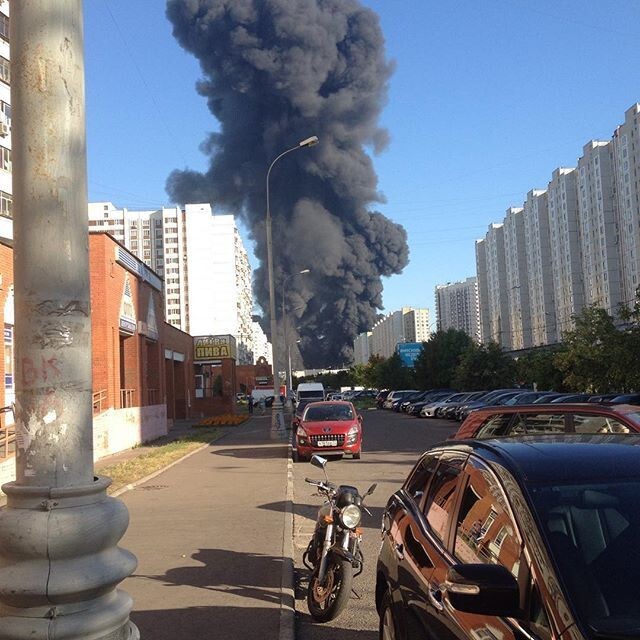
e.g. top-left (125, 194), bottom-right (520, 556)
top-left (291, 408), bottom-right (460, 640)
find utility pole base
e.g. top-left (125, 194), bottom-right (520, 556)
top-left (0, 477), bottom-right (139, 640)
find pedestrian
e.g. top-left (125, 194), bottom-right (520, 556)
top-left (248, 396), bottom-right (254, 414)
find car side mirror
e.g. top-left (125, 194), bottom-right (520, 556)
top-left (357, 414), bottom-right (363, 422)
top-left (443, 564), bottom-right (521, 618)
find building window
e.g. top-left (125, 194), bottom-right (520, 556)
top-left (0, 100), bottom-right (10, 125)
top-left (0, 145), bottom-right (10, 172)
top-left (0, 56), bottom-right (9, 85)
top-left (0, 14), bottom-right (8, 42)
top-left (0, 190), bottom-right (11, 217)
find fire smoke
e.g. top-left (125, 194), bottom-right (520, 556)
top-left (165, 0), bottom-right (409, 366)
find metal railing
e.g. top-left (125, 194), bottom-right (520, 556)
top-left (147, 388), bottom-right (160, 405)
top-left (120, 389), bottom-right (135, 409)
top-left (92, 389), bottom-right (108, 415)
top-left (0, 404), bottom-right (15, 459)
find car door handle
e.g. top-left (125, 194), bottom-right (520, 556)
top-left (428, 587), bottom-right (444, 612)
top-left (394, 543), bottom-right (404, 560)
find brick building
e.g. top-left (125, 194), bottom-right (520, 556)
top-left (0, 233), bottom-right (196, 490)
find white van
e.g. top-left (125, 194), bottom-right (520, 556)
top-left (295, 382), bottom-right (325, 403)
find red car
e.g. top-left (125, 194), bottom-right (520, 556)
top-left (452, 402), bottom-right (640, 439)
top-left (294, 400), bottom-right (363, 462)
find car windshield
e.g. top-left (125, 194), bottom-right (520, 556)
top-left (304, 404), bottom-right (354, 421)
top-left (529, 479), bottom-right (640, 637)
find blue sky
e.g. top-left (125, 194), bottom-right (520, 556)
top-left (83, 1), bottom-right (640, 322)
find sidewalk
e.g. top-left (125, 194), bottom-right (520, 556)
top-left (119, 414), bottom-right (293, 640)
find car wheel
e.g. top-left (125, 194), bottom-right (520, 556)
top-left (379, 591), bottom-right (398, 640)
top-left (352, 450), bottom-right (361, 460)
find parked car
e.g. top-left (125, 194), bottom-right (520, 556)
top-left (418, 392), bottom-right (460, 418)
top-left (376, 434), bottom-right (640, 640)
top-left (440, 391), bottom-right (487, 419)
top-left (457, 389), bottom-right (528, 421)
top-left (610, 393), bottom-right (640, 405)
top-left (383, 390), bottom-right (418, 410)
top-left (532, 392), bottom-right (565, 403)
top-left (550, 393), bottom-right (594, 403)
top-left (452, 402), bottom-right (640, 439)
top-left (502, 390), bottom-right (553, 405)
top-left (294, 401), bottom-right (363, 462)
top-left (375, 390), bottom-right (390, 409)
top-left (407, 390), bottom-right (455, 416)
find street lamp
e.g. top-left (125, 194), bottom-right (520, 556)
top-left (282, 269), bottom-right (310, 396)
top-left (266, 136), bottom-right (319, 435)
top-left (288, 339), bottom-right (302, 402)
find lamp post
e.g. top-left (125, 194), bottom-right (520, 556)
top-left (266, 136), bottom-right (318, 435)
top-left (288, 339), bottom-right (302, 402)
top-left (282, 269), bottom-right (310, 398)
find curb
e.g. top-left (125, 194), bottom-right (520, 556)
top-left (279, 437), bottom-right (296, 640)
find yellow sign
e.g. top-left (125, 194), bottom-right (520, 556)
top-left (193, 335), bottom-right (237, 361)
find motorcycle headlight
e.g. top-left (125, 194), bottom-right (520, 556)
top-left (340, 504), bottom-right (361, 529)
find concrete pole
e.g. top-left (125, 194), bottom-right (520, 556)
top-left (0, 3), bottom-right (138, 639)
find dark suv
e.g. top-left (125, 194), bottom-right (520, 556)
top-left (376, 435), bottom-right (640, 640)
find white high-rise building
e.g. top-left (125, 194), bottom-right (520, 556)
top-left (88, 202), bottom-right (256, 364)
top-left (612, 104), bottom-right (640, 307)
top-left (547, 168), bottom-right (584, 338)
top-left (369, 307), bottom-right (430, 359)
top-left (0, 1), bottom-right (11, 240)
top-left (435, 277), bottom-right (480, 342)
top-left (353, 331), bottom-right (372, 366)
top-left (475, 239), bottom-right (490, 344)
top-left (523, 189), bottom-right (557, 346)
top-left (503, 207), bottom-right (532, 350)
top-left (251, 320), bottom-right (271, 364)
top-left (484, 223), bottom-right (511, 349)
top-left (577, 141), bottom-right (622, 315)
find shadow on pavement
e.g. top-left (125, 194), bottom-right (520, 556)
top-left (131, 604), bottom-right (280, 640)
top-left (295, 616), bottom-right (378, 640)
top-left (135, 548), bottom-right (282, 605)
top-left (212, 445), bottom-right (286, 460)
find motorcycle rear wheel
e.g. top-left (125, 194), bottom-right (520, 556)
top-left (307, 557), bottom-right (353, 622)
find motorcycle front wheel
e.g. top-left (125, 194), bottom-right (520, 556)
top-left (307, 557), bottom-right (353, 622)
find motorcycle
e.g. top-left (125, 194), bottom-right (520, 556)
top-left (302, 454), bottom-right (376, 622)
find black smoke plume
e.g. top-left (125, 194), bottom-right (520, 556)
top-left (165, 0), bottom-right (409, 367)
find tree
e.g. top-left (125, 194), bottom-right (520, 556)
top-left (453, 342), bottom-right (516, 390)
top-left (514, 347), bottom-right (568, 391)
top-left (375, 352), bottom-right (415, 390)
top-left (413, 329), bottom-right (474, 389)
top-left (554, 306), bottom-right (626, 392)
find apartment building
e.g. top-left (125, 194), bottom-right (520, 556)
top-left (547, 168), bottom-right (584, 337)
top-left (523, 189), bottom-right (557, 346)
top-left (577, 141), bottom-right (622, 315)
top-left (612, 104), bottom-right (640, 307)
top-left (368, 307), bottom-right (430, 360)
top-left (0, 1), bottom-right (11, 240)
top-left (353, 331), bottom-right (372, 365)
top-left (88, 202), bottom-right (257, 364)
top-left (484, 224), bottom-right (511, 349)
top-left (435, 277), bottom-right (480, 342)
top-left (503, 207), bottom-right (532, 350)
top-left (475, 239), bottom-right (491, 344)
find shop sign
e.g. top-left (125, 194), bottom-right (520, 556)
top-left (193, 334), bottom-right (237, 362)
